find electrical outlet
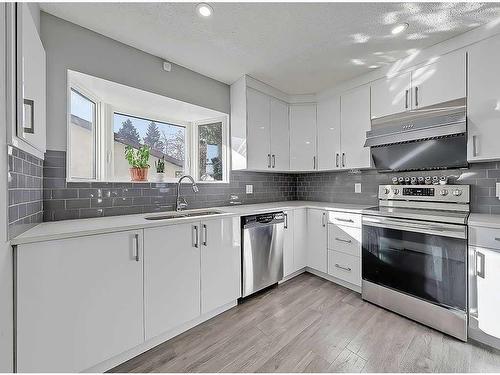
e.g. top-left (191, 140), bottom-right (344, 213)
top-left (496, 183), bottom-right (500, 199)
top-left (355, 183), bottom-right (362, 193)
top-left (246, 184), bottom-right (253, 194)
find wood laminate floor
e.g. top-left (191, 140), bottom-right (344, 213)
top-left (110, 273), bottom-right (500, 373)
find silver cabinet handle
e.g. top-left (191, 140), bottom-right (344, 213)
top-left (267, 154), bottom-right (271, 168)
top-left (313, 156), bottom-right (316, 169)
top-left (405, 89), bottom-right (409, 109)
top-left (335, 264), bottom-right (352, 272)
top-left (472, 135), bottom-right (478, 157)
top-left (342, 152), bottom-right (346, 168)
top-left (284, 213), bottom-right (288, 229)
top-left (134, 233), bottom-right (140, 262)
top-left (335, 217), bottom-right (354, 223)
top-left (495, 237), bottom-right (500, 241)
top-left (476, 251), bottom-right (485, 279)
top-left (192, 225), bottom-right (199, 248)
top-left (202, 224), bottom-right (207, 246)
top-left (272, 154), bottom-right (276, 168)
top-left (321, 212), bottom-right (326, 227)
top-left (414, 86), bottom-right (419, 107)
top-left (335, 237), bottom-right (352, 244)
top-left (335, 153), bottom-right (339, 168)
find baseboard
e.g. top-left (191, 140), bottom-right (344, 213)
top-left (84, 301), bottom-right (238, 373)
top-left (279, 267), bottom-right (306, 283)
top-left (469, 327), bottom-right (500, 351)
top-left (306, 267), bottom-right (361, 293)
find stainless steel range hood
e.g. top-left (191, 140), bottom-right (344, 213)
top-left (365, 98), bottom-right (467, 171)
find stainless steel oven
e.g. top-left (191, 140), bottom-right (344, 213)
top-left (362, 184), bottom-right (470, 341)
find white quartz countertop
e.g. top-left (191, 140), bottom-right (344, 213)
top-left (11, 201), bottom-right (372, 245)
top-left (468, 213), bottom-right (500, 229)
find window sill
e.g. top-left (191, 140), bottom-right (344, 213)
top-left (65, 178), bottom-right (230, 185)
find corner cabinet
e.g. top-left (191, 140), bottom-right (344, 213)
top-left (289, 104), bottom-right (317, 171)
top-left (467, 34), bottom-right (500, 162)
top-left (317, 95), bottom-right (341, 170)
top-left (16, 230), bottom-right (144, 373)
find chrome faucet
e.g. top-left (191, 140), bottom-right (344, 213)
top-left (175, 175), bottom-right (199, 211)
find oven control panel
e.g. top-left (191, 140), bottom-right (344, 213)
top-left (378, 185), bottom-right (469, 203)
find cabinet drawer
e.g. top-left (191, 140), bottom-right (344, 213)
top-left (328, 211), bottom-right (361, 228)
top-left (328, 250), bottom-right (361, 287)
top-left (469, 226), bottom-right (500, 250)
top-left (327, 224), bottom-right (361, 257)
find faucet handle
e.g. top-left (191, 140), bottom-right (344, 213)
top-left (177, 197), bottom-right (188, 210)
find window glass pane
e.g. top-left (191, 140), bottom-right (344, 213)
top-left (113, 113), bottom-right (186, 181)
top-left (198, 122), bottom-right (223, 181)
top-left (70, 89), bottom-right (95, 179)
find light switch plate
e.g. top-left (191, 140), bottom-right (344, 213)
top-left (246, 184), bottom-right (253, 194)
top-left (355, 183), bottom-right (362, 193)
top-left (496, 183), bottom-right (500, 199)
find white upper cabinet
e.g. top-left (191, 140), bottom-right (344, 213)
top-left (270, 98), bottom-right (290, 171)
top-left (289, 104), bottom-right (317, 171)
top-left (340, 85), bottom-right (372, 169)
top-left (411, 49), bottom-right (466, 109)
top-left (371, 72), bottom-right (411, 119)
top-left (467, 35), bottom-right (500, 162)
top-left (16, 231), bottom-right (144, 372)
top-left (317, 95), bottom-right (341, 170)
top-left (246, 88), bottom-right (271, 169)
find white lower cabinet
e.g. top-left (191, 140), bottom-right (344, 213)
top-left (144, 223), bottom-right (201, 340)
top-left (16, 230), bottom-right (144, 373)
top-left (283, 209), bottom-right (308, 278)
top-left (200, 217), bottom-right (241, 314)
top-left (283, 210), bottom-right (295, 277)
top-left (328, 250), bottom-right (361, 287)
top-left (307, 209), bottom-right (328, 273)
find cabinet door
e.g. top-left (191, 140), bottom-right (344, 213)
top-left (270, 98), bottom-right (290, 171)
top-left (290, 104), bottom-right (317, 171)
top-left (201, 217), bottom-right (241, 314)
top-left (371, 72), bottom-right (411, 118)
top-left (144, 223), bottom-right (200, 340)
top-left (471, 247), bottom-right (500, 339)
top-left (16, 231), bottom-right (144, 372)
top-left (293, 208), bottom-right (308, 272)
top-left (340, 85), bottom-right (372, 169)
top-left (306, 209), bottom-right (327, 273)
top-left (246, 88), bottom-right (271, 170)
top-left (467, 36), bottom-right (500, 162)
top-left (411, 49), bottom-right (466, 109)
top-left (283, 210), bottom-right (295, 277)
top-left (317, 96), bottom-right (341, 170)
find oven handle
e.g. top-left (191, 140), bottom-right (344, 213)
top-left (362, 216), bottom-right (467, 239)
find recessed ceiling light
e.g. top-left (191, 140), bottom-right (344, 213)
top-left (196, 3), bottom-right (213, 17)
top-left (369, 65), bottom-right (379, 69)
top-left (391, 23), bottom-right (409, 35)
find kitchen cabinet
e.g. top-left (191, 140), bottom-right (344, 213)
top-left (467, 35), bottom-right (500, 162)
top-left (16, 230), bottom-right (144, 372)
top-left (144, 223), bottom-right (201, 340)
top-left (246, 88), bottom-right (271, 170)
top-left (411, 49), bottom-right (465, 109)
top-left (293, 208), bottom-right (308, 271)
top-left (201, 217), bottom-right (241, 314)
top-left (270, 97), bottom-right (290, 171)
top-left (317, 95), bottom-right (341, 170)
top-left (283, 210), bottom-right (295, 277)
top-left (290, 104), bottom-right (317, 171)
top-left (306, 209), bottom-right (327, 273)
top-left (371, 72), bottom-right (411, 119)
top-left (340, 85), bottom-right (372, 169)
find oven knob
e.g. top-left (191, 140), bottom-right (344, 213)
top-left (453, 189), bottom-right (463, 196)
top-left (393, 188), bottom-right (400, 195)
top-left (384, 187), bottom-right (390, 194)
top-left (440, 189), bottom-right (448, 196)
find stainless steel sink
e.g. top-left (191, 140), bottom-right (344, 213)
top-left (145, 210), bottom-right (223, 221)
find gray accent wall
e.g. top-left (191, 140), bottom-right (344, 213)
top-left (40, 12), bottom-right (230, 152)
top-left (43, 150), bottom-right (295, 221)
top-left (296, 162), bottom-right (500, 214)
top-left (8, 146), bottom-right (44, 238)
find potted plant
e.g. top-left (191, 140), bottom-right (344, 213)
top-left (125, 145), bottom-right (150, 182)
top-left (155, 156), bottom-right (166, 182)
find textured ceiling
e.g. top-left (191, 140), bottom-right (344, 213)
top-left (41, 2), bottom-right (500, 94)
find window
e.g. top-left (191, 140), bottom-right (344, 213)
top-left (113, 113), bottom-right (186, 180)
top-left (197, 121), bottom-right (223, 181)
top-left (69, 89), bottom-right (96, 179)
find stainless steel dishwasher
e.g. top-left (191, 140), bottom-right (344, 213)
top-left (241, 212), bottom-right (284, 298)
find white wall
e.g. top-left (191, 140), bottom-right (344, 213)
top-left (40, 12), bottom-right (230, 152)
top-left (0, 4), bottom-right (13, 372)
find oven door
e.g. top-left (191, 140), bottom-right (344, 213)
top-left (362, 216), bottom-right (467, 311)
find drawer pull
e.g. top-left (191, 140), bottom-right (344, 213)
top-left (335, 264), bottom-right (352, 272)
top-left (335, 237), bottom-right (352, 244)
top-left (335, 218), bottom-right (354, 223)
